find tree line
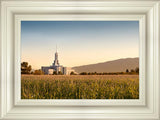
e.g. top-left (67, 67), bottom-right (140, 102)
top-left (79, 68), bottom-right (139, 75)
top-left (21, 62), bottom-right (139, 75)
top-left (21, 62), bottom-right (44, 75)
top-left (21, 62), bottom-right (71, 75)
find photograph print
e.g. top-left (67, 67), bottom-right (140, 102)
top-left (21, 21), bottom-right (139, 99)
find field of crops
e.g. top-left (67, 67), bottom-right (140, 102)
top-left (21, 75), bottom-right (139, 99)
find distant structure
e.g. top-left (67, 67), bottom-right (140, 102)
top-left (41, 49), bottom-right (75, 75)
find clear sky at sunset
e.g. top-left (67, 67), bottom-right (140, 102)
top-left (21, 21), bottom-right (139, 69)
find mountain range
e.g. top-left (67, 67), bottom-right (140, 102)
top-left (72, 57), bottom-right (139, 73)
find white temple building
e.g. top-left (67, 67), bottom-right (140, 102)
top-left (41, 50), bottom-right (75, 75)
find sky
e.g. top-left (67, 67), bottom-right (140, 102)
top-left (21, 21), bottom-right (139, 69)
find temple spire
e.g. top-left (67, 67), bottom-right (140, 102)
top-left (53, 46), bottom-right (59, 66)
top-left (56, 45), bottom-right (57, 53)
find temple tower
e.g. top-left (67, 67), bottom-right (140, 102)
top-left (53, 46), bottom-right (59, 66)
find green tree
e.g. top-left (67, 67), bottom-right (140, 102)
top-left (131, 69), bottom-right (135, 73)
top-left (126, 69), bottom-right (129, 73)
top-left (53, 71), bottom-right (57, 75)
top-left (94, 72), bottom-right (97, 75)
top-left (58, 71), bottom-right (63, 75)
top-left (70, 71), bottom-right (76, 75)
top-left (21, 62), bottom-right (32, 74)
top-left (80, 72), bottom-right (88, 75)
top-left (33, 69), bottom-right (44, 75)
top-left (135, 67), bottom-right (139, 73)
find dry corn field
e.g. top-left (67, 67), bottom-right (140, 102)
top-left (21, 75), bottom-right (139, 99)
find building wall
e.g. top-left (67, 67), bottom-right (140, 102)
top-left (48, 69), bottom-right (54, 75)
top-left (42, 66), bottom-right (64, 75)
top-left (41, 67), bottom-right (51, 74)
top-left (63, 67), bottom-right (75, 75)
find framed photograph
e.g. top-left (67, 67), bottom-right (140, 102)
top-left (0, 0), bottom-right (160, 120)
top-left (21, 21), bottom-right (140, 100)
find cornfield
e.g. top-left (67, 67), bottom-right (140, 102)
top-left (21, 75), bottom-right (139, 99)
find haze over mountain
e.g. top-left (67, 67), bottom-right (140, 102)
top-left (72, 57), bottom-right (139, 73)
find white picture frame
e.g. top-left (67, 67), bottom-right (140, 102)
top-left (0, 0), bottom-right (159, 120)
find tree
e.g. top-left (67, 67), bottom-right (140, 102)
top-left (130, 69), bottom-right (135, 73)
top-left (70, 71), bottom-right (76, 75)
top-left (34, 69), bottom-right (44, 75)
top-left (94, 72), bottom-right (97, 75)
top-left (80, 72), bottom-right (88, 75)
top-left (135, 67), bottom-right (139, 73)
top-left (53, 71), bottom-right (57, 75)
top-left (58, 71), bottom-right (63, 75)
top-left (126, 69), bottom-right (129, 73)
top-left (21, 62), bottom-right (32, 74)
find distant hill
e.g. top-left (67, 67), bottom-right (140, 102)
top-left (72, 58), bottom-right (139, 73)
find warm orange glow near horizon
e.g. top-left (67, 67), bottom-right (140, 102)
top-left (21, 21), bottom-right (139, 69)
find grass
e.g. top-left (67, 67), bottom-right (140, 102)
top-left (21, 75), bottom-right (139, 99)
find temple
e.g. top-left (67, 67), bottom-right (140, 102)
top-left (41, 49), bottom-right (75, 75)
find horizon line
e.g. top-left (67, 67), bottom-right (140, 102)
top-left (24, 57), bottom-right (139, 70)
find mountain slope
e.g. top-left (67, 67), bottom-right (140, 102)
top-left (72, 58), bottom-right (139, 73)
